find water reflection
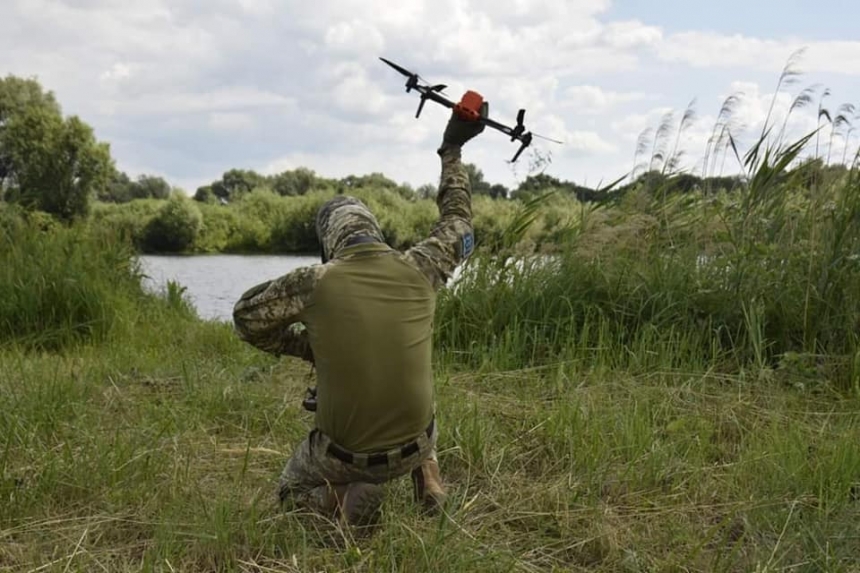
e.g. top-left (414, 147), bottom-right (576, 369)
top-left (139, 254), bottom-right (318, 321)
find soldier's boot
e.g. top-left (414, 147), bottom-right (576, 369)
top-left (327, 482), bottom-right (385, 527)
top-left (411, 459), bottom-right (448, 513)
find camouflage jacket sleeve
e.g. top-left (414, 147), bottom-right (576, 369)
top-left (232, 265), bottom-right (326, 361)
top-left (403, 146), bottom-right (474, 290)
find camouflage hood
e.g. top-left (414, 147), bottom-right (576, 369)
top-left (315, 195), bottom-right (385, 261)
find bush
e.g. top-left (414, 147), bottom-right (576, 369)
top-left (89, 199), bottom-right (161, 249)
top-left (142, 196), bottom-right (203, 253)
top-left (0, 210), bottom-right (146, 350)
top-left (269, 192), bottom-right (331, 253)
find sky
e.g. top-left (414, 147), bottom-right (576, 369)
top-left (2, 0), bottom-right (858, 193)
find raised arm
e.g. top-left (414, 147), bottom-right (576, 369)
top-left (404, 100), bottom-right (488, 290)
top-left (232, 264), bottom-right (327, 360)
top-left (404, 146), bottom-right (474, 290)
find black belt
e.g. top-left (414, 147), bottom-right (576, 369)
top-left (327, 418), bottom-right (435, 467)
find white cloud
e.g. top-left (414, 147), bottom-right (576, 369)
top-left (469, 0), bottom-right (609, 22)
top-left (208, 112), bottom-right (256, 131)
top-left (324, 20), bottom-right (385, 54)
top-left (657, 32), bottom-right (860, 76)
top-left (564, 130), bottom-right (617, 154)
top-left (236, 0), bottom-right (277, 16)
top-left (99, 62), bottom-right (132, 83)
top-left (2, 0), bottom-right (857, 192)
top-left (564, 85), bottom-right (647, 114)
top-left (105, 87), bottom-right (296, 116)
top-left (324, 64), bottom-right (390, 117)
top-left (602, 20), bottom-right (663, 49)
top-left (611, 108), bottom-right (674, 138)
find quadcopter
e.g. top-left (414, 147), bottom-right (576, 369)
top-left (380, 57), bottom-right (562, 162)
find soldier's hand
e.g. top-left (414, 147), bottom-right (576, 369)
top-left (441, 101), bottom-right (489, 149)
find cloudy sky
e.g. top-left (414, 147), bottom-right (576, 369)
top-left (2, 0), bottom-right (858, 193)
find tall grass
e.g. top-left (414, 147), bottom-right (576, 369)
top-left (0, 207), bottom-right (197, 351)
top-left (437, 135), bottom-right (860, 393)
top-left (0, 209), bottom-right (145, 349)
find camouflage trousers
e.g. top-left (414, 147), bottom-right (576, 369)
top-left (279, 420), bottom-right (438, 512)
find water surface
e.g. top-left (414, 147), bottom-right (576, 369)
top-left (139, 254), bottom-right (318, 321)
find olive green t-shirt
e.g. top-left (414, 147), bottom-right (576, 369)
top-left (232, 146), bottom-right (473, 454)
top-left (301, 243), bottom-right (436, 452)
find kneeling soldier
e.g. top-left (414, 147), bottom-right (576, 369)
top-left (232, 101), bottom-right (487, 526)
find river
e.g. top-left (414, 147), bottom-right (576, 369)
top-left (138, 252), bottom-right (481, 322)
top-left (138, 254), bottom-right (318, 322)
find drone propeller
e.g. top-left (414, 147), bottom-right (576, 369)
top-left (379, 57), bottom-right (412, 78)
top-left (508, 109), bottom-right (526, 141)
top-left (416, 84), bottom-right (448, 118)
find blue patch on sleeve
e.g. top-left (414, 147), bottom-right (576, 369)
top-left (461, 232), bottom-right (474, 258)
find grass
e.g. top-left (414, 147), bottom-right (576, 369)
top-left (436, 137), bottom-right (860, 392)
top-left (3, 195), bottom-right (860, 572)
top-left (0, 208), bottom-right (150, 350)
top-left (3, 70), bottom-right (860, 570)
top-left (2, 319), bottom-right (859, 572)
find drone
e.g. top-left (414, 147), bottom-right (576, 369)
top-left (380, 57), bottom-right (562, 163)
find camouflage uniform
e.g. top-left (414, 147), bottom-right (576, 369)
top-left (277, 418), bottom-right (439, 511)
top-left (233, 146), bottom-right (472, 513)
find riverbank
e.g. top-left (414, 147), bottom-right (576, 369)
top-left (3, 311), bottom-right (859, 572)
top-left (3, 136), bottom-right (860, 570)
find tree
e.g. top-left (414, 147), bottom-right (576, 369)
top-left (195, 169), bottom-right (266, 202)
top-left (99, 171), bottom-right (172, 203)
top-left (0, 76), bottom-right (61, 125)
top-left (488, 183), bottom-right (509, 199)
top-left (132, 174), bottom-right (171, 200)
top-left (512, 173), bottom-right (607, 203)
top-left (218, 169), bottom-right (265, 198)
top-left (272, 168), bottom-right (319, 196)
top-left (3, 105), bottom-right (112, 221)
top-left (462, 163), bottom-right (492, 196)
top-left (143, 196), bottom-right (203, 252)
top-left (417, 183), bottom-right (437, 199)
top-left (193, 185), bottom-right (216, 203)
top-left (338, 172), bottom-right (414, 199)
top-left (512, 173), bottom-right (564, 200)
top-left (0, 76), bottom-right (61, 188)
top-left (99, 169), bottom-right (134, 203)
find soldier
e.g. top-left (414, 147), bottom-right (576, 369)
top-left (232, 101), bottom-right (487, 527)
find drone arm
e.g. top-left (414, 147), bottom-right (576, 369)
top-left (481, 116), bottom-right (515, 137)
top-left (511, 132), bottom-right (533, 163)
top-left (423, 89), bottom-right (454, 109)
top-left (414, 87), bottom-right (455, 118)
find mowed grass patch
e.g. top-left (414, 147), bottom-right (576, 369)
top-left (3, 320), bottom-right (859, 572)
